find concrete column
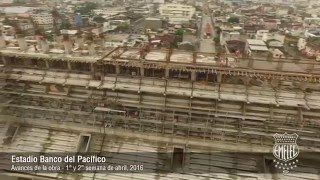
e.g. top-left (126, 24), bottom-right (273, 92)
top-left (299, 82), bottom-right (309, 91)
top-left (45, 85), bottom-right (49, 94)
top-left (90, 63), bottom-right (95, 73)
top-left (242, 77), bottom-right (250, 85)
top-left (63, 40), bottom-right (72, 54)
top-left (116, 65), bottom-right (120, 74)
top-left (297, 108), bottom-right (303, 123)
top-left (75, 37), bottom-right (84, 49)
top-left (242, 103), bottom-right (246, 120)
top-left (277, 61), bottom-right (284, 71)
top-left (270, 79), bottom-right (279, 89)
top-left (17, 37), bottom-right (28, 51)
top-left (40, 39), bottom-right (49, 53)
top-left (307, 63), bottom-right (314, 72)
top-left (140, 66), bottom-right (144, 77)
top-left (88, 43), bottom-right (96, 56)
top-left (248, 58), bottom-right (254, 68)
top-left (1, 56), bottom-right (7, 66)
top-left (269, 106), bottom-right (274, 120)
top-left (191, 71), bottom-right (197, 81)
top-left (36, 36), bottom-right (42, 50)
top-left (0, 35), bottom-right (6, 49)
top-left (165, 68), bottom-right (170, 78)
top-left (45, 60), bottom-right (50, 69)
top-left (217, 73), bottom-right (222, 83)
top-left (55, 35), bottom-right (63, 49)
top-left (91, 63), bottom-right (95, 78)
top-left (67, 61), bottom-right (72, 70)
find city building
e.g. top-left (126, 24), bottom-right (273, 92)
top-left (31, 12), bottom-right (53, 25)
top-left (298, 37), bottom-right (320, 58)
top-left (159, 3), bottom-right (195, 24)
top-left (144, 17), bottom-right (163, 31)
top-left (245, 39), bottom-right (269, 55)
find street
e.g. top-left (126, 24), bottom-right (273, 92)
top-left (199, 15), bottom-right (216, 53)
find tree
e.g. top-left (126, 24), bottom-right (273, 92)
top-left (93, 16), bottom-right (106, 23)
top-left (288, 7), bottom-right (295, 14)
top-left (215, 27), bottom-right (221, 35)
top-left (60, 20), bottom-right (72, 30)
top-left (2, 17), bottom-right (12, 26)
top-left (175, 28), bottom-right (184, 36)
top-left (118, 22), bottom-right (129, 30)
top-left (170, 41), bottom-right (178, 48)
top-left (75, 2), bottom-right (99, 15)
top-left (228, 16), bottom-right (240, 24)
top-left (269, 29), bottom-right (278, 33)
top-left (47, 33), bottom-right (54, 42)
top-left (13, 0), bottom-right (26, 4)
top-left (214, 37), bottom-right (220, 44)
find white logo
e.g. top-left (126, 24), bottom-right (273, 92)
top-left (273, 133), bottom-right (299, 174)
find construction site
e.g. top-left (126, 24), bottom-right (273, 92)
top-left (0, 31), bottom-right (320, 180)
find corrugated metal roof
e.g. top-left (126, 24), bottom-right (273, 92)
top-left (247, 39), bottom-right (266, 46)
top-left (249, 45), bottom-right (269, 51)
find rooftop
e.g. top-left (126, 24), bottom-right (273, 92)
top-left (247, 39), bottom-right (267, 46)
top-left (105, 34), bottom-right (130, 42)
top-left (0, 6), bottom-right (33, 14)
top-left (249, 45), bottom-right (269, 51)
top-left (145, 17), bottom-right (162, 21)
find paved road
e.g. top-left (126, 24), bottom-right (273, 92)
top-left (199, 15), bottom-right (216, 53)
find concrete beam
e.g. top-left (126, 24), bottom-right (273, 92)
top-left (2, 114), bottom-right (320, 153)
top-left (0, 115), bottom-right (275, 153)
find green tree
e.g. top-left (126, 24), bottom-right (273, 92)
top-left (170, 41), bottom-right (178, 48)
top-left (93, 16), bottom-right (106, 23)
top-left (175, 28), bottom-right (184, 36)
top-left (45, 32), bottom-right (54, 42)
top-left (75, 2), bottom-right (99, 15)
top-left (2, 17), bottom-right (12, 26)
top-left (60, 20), bottom-right (72, 29)
top-left (269, 29), bottom-right (278, 33)
top-left (13, 0), bottom-right (26, 4)
top-left (214, 37), bottom-right (220, 44)
top-left (215, 27), bottom-right (221, 35)
top-left (118, 22), bottom-right (129, 30)
top-left (228, 16), bottom-right (240, 24)
top-left (288, 7), bottom-right (295, 14)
